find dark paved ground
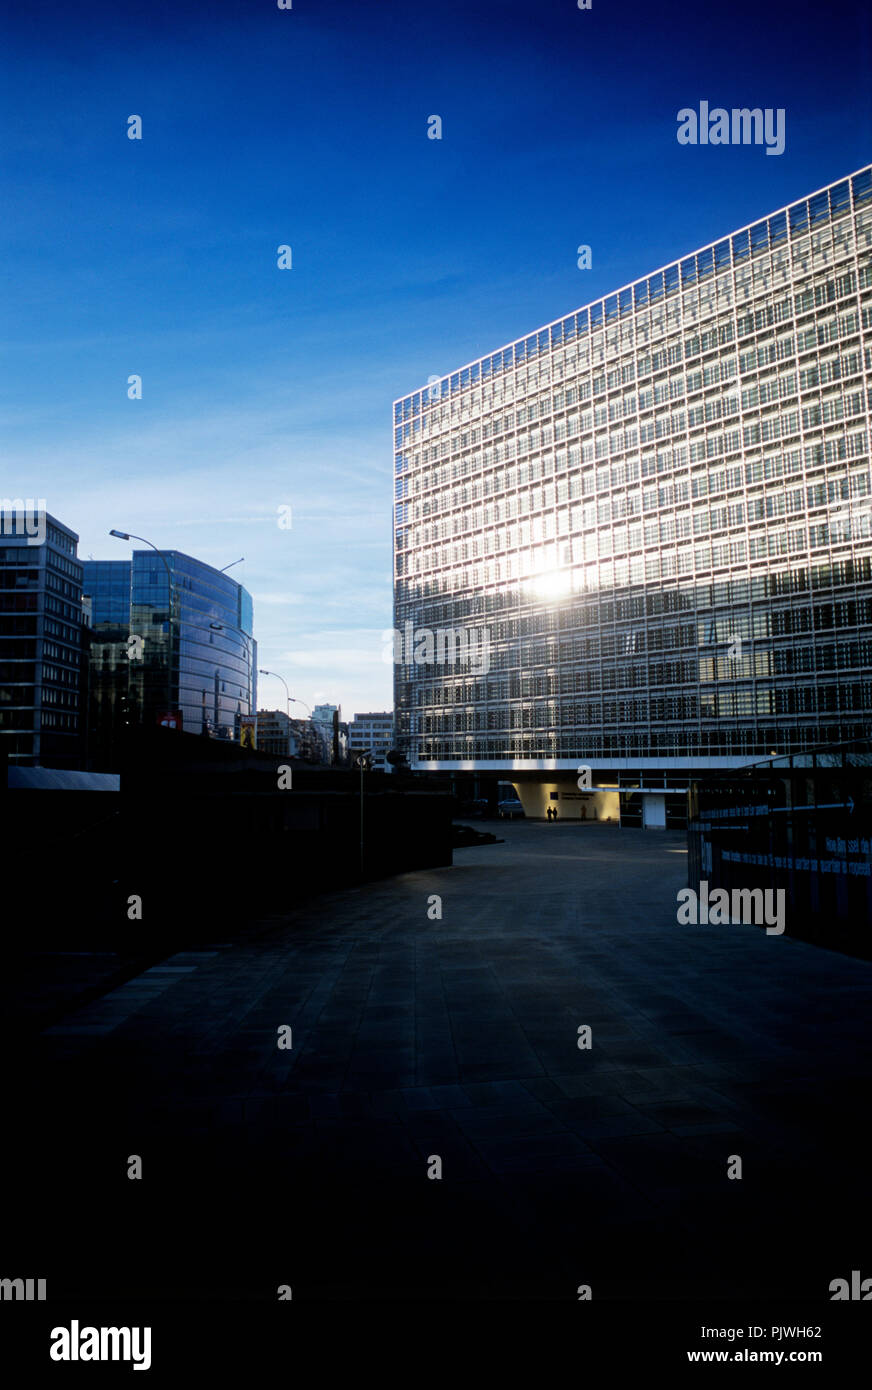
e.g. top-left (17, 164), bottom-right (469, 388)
top-left (7, 822), bottom-right (872, 1301)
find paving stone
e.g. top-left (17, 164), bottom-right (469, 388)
top-left (17, 821), bottom-right (872, 1301)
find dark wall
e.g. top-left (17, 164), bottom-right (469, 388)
top-left (5, 727), bottom-right (453, 954)
top-left (687, 750), bottom-right (872, 957)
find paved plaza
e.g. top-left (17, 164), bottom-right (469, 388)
top-left (9, 822), bottom-right (872, 1301)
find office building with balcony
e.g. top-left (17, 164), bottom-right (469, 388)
top-left (348, 711), bottom-right (394, 771)
top-left (393, 166), bottom-right (872, 826)
top-left (83, 550), bottom-right (257, 768)
top-left (0, 509), bottom-right (84, 768)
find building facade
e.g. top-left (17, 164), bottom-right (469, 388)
top-left (81, 559), bottom-right (133, 768)
top-left (348, 711), bottom-right (394, 771)
top-left (310, 703), bottom-right (350, 765)
top-left (83, 551), bottom-right (257, 767)
top-left (0, 509), bottom-right (84, 768)
top-left (393, 166), bottom-right (872, 825)
top-left (256, 708), bottom-right (297, 757)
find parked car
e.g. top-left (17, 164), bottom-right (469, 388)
top-left (498, 797), bottom-right (525, 819)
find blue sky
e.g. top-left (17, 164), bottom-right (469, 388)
top-left (2, 0), bottom-right (870, 716)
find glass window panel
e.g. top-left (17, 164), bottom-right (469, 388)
top-left (809, 191), bottom-right (829, 225)
top-left (714, 238), bottom-right (731, 270)
top-left (852, 168), bottom-right (872, 204)
top-left (750, 219), bottom-right (769, 254)
top-left (830, 180), bottom-right (850, 213)
top-left (731, 229), bottom-right (750, 261)
top-left (697, 246), bottom-right (715, 278)
top-left (790, 200), bottom-right (809, 235)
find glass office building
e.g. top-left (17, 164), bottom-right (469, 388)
top-left (393, 167), bottom-right (872, 823)
top-left (83, 551), bottom-right (256, 765)
top-left (0, 510), bottom-right (84, 767)
top-left (81, 559), bottom-right (132, 768)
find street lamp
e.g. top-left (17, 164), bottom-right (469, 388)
top-left (259, 668), bottom-right (292, 757)
top-left (355, 751), bottom-right (373, 878)
top-left (110, 529), bottom-right (175, 727)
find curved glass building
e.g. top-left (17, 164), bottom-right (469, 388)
top-left (84, 551), bottom-right (256, 766)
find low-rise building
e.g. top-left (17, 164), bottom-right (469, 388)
top-left (256, 708), bottom-right (298, 757)
top-left (348, 711), bottom-right (394, 771)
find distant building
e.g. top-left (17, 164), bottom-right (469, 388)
top-left (83, 550), bottom-right (257, 769)
top-left (0, 508), bottom-right (84, 768)
top-left (291, 717), bottom-right (324, 763)
top-left (256, 708), bottom-right (298, 757)
top-left (348, 711), bottom-right (394, 771)
top-left (312, 703), bottom-right (339, 725)
top-left (311, 703), bottom-right (350, 765)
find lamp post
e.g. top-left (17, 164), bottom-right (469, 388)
top-left (355, 751), bottom-right (372, 878)
top-left (110, 529), bottom-right (175, 727)
top-left (259, 668), bottom-right (292, 757)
